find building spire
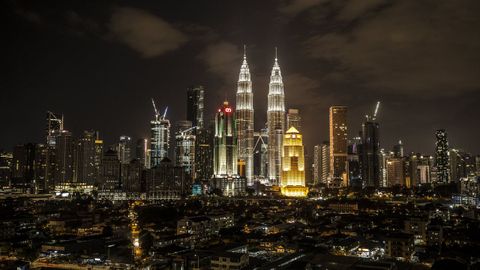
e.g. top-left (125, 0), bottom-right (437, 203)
top-left (243, 44), bottom-right (246, 60)
top-left (275, 46), bottom-right (278, 62)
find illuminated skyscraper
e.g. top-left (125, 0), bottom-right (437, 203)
top-left (55, 130), bottom-right (75, 186)
top-left (267, 49), bottom-right (285, 185)
top-left (195, 123), bottom-right (214, 181)
top-left (150, 104), bottom-right (170, 168)
top-left (213, 101), bottom-right (245, 196)
top-left (329, 106), bottom-right (348, 186)
top-left (313, 145), bottom-right (321, 185)
top-left (393, 140), bottom-right (404, 158)
top-left (187, 86), bottom-right (204, 128)
top-left (45, 111), bottom-right (64, 191)
top-left (287, 109), bottom-right (301, 130)
top-left (175, 120), bottom-right (196, 179)
top-left (135, 138), bottom-right (148, 168)
top-left (236, 47), bottom-right (254, 186)
top-left (320, 141), bottom-right (330, 184)
top-left (214, 101), bottom-right (237, 176)
top-left (75, 130), bottom-right (98, 185)
top-left (46, 111), bottom-right (64, 147)
top-left (280, 127), bottom-right (308, 197)
top-left (117, 135), bottom-right (132, 164)
top-left (434, 129), bottom-right (449, 183)
top-left (253, 128), bottom-right (268, 179)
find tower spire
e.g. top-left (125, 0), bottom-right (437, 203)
top-left (275, 46), bottom-right (278, 62)
top-left (243, 44), bottom-right (246, 60)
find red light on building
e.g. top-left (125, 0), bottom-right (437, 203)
top-left (225, 107), bottom-right (232, 113)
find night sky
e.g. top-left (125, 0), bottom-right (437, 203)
top-left (3, 0), bottom-right (480, 155)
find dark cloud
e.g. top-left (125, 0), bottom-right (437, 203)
top-left (108, 7), bottom-right (188, 58)
top-left (197, 41), bottom-right (241, 83)
top-left (304, 0), bottom-right (480, 97)
top-left (278, 0), bottom-right (326, 17)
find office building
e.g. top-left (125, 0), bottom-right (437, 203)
top-left (360, 120), bottom-right (380, 187)
top-left (286, 108), bottom-right (301, 130)
top-left (212, 101), bottom-right (245, 196)
top-left (174, 120), bottom-right (196, 179)
top-left (186, 86), bottom-right (204, 128)
top-left (55, 131), bottom-right (75, 186)
top-left (117, 135), bottom-right (132, 164)
top-left (434, 129), bottom-right (449, 183)
top-left (195, 124), bottom-right (214, 181)
top-left (253, 128), bottom-right (268, 180)
top-left (329, 106), bottom-right (348, 186)
top-left (75, 130), bottom-right (98, 185)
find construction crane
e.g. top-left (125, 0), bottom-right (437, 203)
top-left (372, 101), bottom-right (381, 121)
top-left (366, 101), bottom-right (381, 121)
top-left (179, 126), bottom-right (197, 136)
top-left (162, 107), bottom-right (168, 119)
top-left (151, 98), bottom-right (160, 120)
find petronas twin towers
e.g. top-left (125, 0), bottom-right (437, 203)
top-left (236, 47), bottom-right (285, 186)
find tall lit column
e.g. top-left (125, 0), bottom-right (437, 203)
top-left (236, 46), bottom-right (254, 185)
top-left (280, 127), bottom-right (308, 197)
top-left (329, 106), bottom-right (348, 186)
top-left (267, 49), bottom-right (285, 185)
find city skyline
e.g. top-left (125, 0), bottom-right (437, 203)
top-left (3, 1), bottom-right (480, 155)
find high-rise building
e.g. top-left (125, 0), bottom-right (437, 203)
top-left (175, 120), bottom-right (196, 179)
top-left (287, 109), bottom-right (301, 130)
top-left (329, 106), bottom-right (348, 186)
top-left (45, 111), bottom-right (64, 192)
top-left (212, 101), bottom-right (245, 196)
top-left (386, 157), bottom-right (405, 187)
top-left (267, 51), bottom-right (285, 185)
top-left (150, 105), bottom-right (171, 167)
top-left (146, 157), bottom-right (186, 199)
top-left (75, 130), bottom-right (98, 185)
top-left (409, 153), bottom-right (434, 186)
top-left (94, 135), bottom-right (103, 183)
top-left (348, 137), bottom-right (362, 187)
top-left (46, 111), bottom-right (64, 147)
top-left (475, 156), bottom-right (480, 176)
top-left (379, 149), bottom-right (390, 187)
top-left (280, 127), bottom-right (308, 197)
top-left (135, 138), bottom-right (149, 168)
top-left (0, 152), bottom-right (13, 187)
top-left (320, 141), bottom-right (330, 185)
top-left (99, 149), bottom-right (121, 191)
top-left (214, 101), bottom-right (237, 177)
top-left (253, 128), bottom-right (268, 180)
top-left (360, 120), bottom-right (380, 187)
top-left (313, 145), bottom-right (321, 185)
top-left (236, 48), bottom-right (254, 186)
top-left (12, 143), bottom-right (36, 189)
top-left (187, 86), bottom-right (204, 129)
top-left (121, 159), bottom-right (143, 193)
top-left (55, 130), bottom-right (75, 186)
top-left (117, 135), bottom-right (132, 164)
top-left (393, 140), bottom-right (404, 158)
top-left (194, 124), bottom-right (214, 181)
top-left (34, 144), bottom-right (48, 193)
top-left (434, 129), bottom-right (449, 183)
top-left (449, 149), bottom-right (473, 182)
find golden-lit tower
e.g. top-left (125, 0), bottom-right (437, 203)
top-left (329, 106), bottom-right (348, 186)
top-left (280, 126), bottom-right (308, 197)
